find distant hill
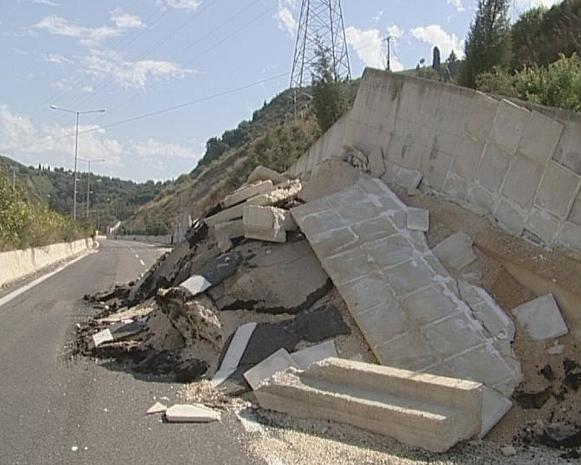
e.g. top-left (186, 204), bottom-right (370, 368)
top-left (120, 81), bottom-right (360, 235)
top-left (0, 155), bottom-right (166, 231)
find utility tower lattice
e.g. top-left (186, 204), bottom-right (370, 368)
top-left (289, 0), bottom-right (351, 102)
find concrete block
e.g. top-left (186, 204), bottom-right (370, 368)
top-left (324, 247), bottom-right (371, 285)
top-left (205, 203), bottom-right (245, 226)
top-left (297, 210), bottom-right (345, 238)
top-left (421, 150), bottom-right (454, 191)
top-left (534, 162), bottom-right (581, 219)
top-left (339, 272), bottom-right (398, 315)
top-left (392, 167), bottom-right (423, 190)
top-left (243, 348), bottom-right (298, 390)
top-left (452, 137), bottom-right (485, 179)
top-left (212, 322), bottom-right (257, 386)
top-left (512, 294), bottom-right (568, 341)
top-left (443, 172), bottom-right (469, 201)
top-left (465, 92), bottom-right (498, 142)
top-left (501, 156), bottom-right (545, 209)
top-left (525, 207), bottom-right (561, 244)
top-left (407, 208), bottom-right (429, 232)
top-left (568, 198), bottom-right (581, 225)
top-left (164, 404), bottom-right (221, 423)
top-left (355, 302), bottom-right (408, 344)
top-left (351, 215), bottom-right (397, 242)
top-left (309, 227), bottom-right (360, 258)
top-left (221, 180), bottom-right (274, 208)
top-left (401, 285), bottom-right (460, 325)
top-left (432, 231), bottom-right (477, 272)
top-left (254, 358), bottom-right (483, 453)
top-left (552, 118), bottom-right (581, 176)
top-left (423, 313), bottom-right (486, 359)
top-left (518, 111), bottom-right (563, 165)
top-left (558, 222), bottom-right (581, 250)
top-left (180, 275), bottom-right (212, 296)
top-left (214, 220), bottom-right (244, 252)
top-left (386, 259), bottom-right (435, 295)
top-left (488, 100), bottom-right (530, 155)
top-left (477, 143), bottom-right (511, 192)
top-left (494, 199), bottom-right (525, 236)
top-left (469, 185), bottom-right (496, 214)
top-left (92, 328), bottom-right (113, 347)
top-left (479, 387), bottom-right (512, 438)
top-left (364, 235), bottom-right (415, 270)
top-left (243, 205), bottom-right (287, 243)
top-left (247, 165), bottom-right (288, 185)
top-left (291, 340), bottom-right (337, 369)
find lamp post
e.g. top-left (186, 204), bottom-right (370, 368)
top-left (80, 158), bottom-right (106, 219)
top-left (49, 105), bottom-right (106, 220)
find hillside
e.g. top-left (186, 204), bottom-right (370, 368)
top-left (0, 155), bottom-right (166, 232)
top-left (121, 82), bottom-right (359, 235)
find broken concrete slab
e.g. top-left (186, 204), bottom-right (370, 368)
top-left (146, 402), bottom-right (167, 415)
top-left (221, 180), bottom-right (274, 208)
top-left (214, 220), bottom-right (244, 252)
top-left (299, 159), bottom-right (362, 203)
top-left (512, 294), bottom-right (569, 341)
top-left (179, 275), bottom-right (212, 297)
top-left (248, 180), bottom-right (302, 207)
top-left (291, 340), bottom-right (337, 369)
top-left (243, 348), bottom-right (298, 390)
top-left (254, 358), bottom-right (483, 453)
top-left (407, 207), bottom-right (430, 232)
top-left (392, 167), bottom-right (423, 191)
top-left (92, 328), bottom-right (113, 347)
top-left (432, 231), bottom-right (477, 272)
top-left (243, 205), bottom-right (287, 243)
top-left (164, 404), bottom-right (221, 423)
top-left (205, 203), bottom-right (246, 227)
top-left (479, 387), bottom-right (512, 438)
top-left (247, 165), bottom-right (289, 185)
top-left (212, 322), bottom-right (257, 386)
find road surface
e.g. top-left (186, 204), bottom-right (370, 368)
top-left (0, 240), bottom-right (257, 465)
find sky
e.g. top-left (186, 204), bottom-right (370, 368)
top-left (0, 0), bottom-right (561, 182)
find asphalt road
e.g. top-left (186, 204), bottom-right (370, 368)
top-left (0, 240), bottom-right (258, 465)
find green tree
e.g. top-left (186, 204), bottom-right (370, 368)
top-left (432, 46), bottom-right (442, 71)
top-left (459, 0), bottom-right (512, 88)
top-left (311, 42), bottom-right (347, 132)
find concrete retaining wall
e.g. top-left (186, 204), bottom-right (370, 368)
top-left (113, 235), bottom-right (173, 245)
top-left (0, 238), bottom-right (94, 287)
top-left (289, 68), bottom-right (581, 251)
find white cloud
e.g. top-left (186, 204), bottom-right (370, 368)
top-left (157, 0), bottom-right (201, 11)
top-left (0, 104), bottom-right (199, 172)
top-left (345, 26), bottom-right (403, 71)
top-left (83, 49), bottom-right (193, 90)
top-left (275, 0), bottom-right (298, 36)
top-left (42, 53), bottom-right (73, 65)
top-left (411, 24), bottom-right (465, 59)
top-left (34, 11), bottom-right (143, 47)
top-left (32, 0), bottom-right (59, 6)
top-left (514, 0), bottom-right (560, 9)
top-left (387, 24), bottom-right (404, 39)
top-left (447, 0), bottom-right (465, 12)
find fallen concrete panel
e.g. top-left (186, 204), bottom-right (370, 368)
top-left (291, 340), bottom-right (337, 369)
top-left (512, 294), bottom-right (568, 341)
top-left (243, 205), bottom-right (286, 243)
top-left (212, 322), bottom-right (257, 386)
top-left (243, 348), bottom-right (298, 390)
top-left (407, 207), bottom-right (430, 232)
top-left (292, 178), bottom-right (520, 396)
top-left (255, 358), bottom-right (483, 453)
top-left (221, 180), bottom-right (274, 208)
top-left (179, 275), bottom-right (212, 297)
top-left (432, 231), bottom-right (477, 272)
top-left (247, 165), bottom-right (289, 185)
top-left (479, 387), bottom-right (512, 438)
top-left (164, 404), bottom-right (221, 423)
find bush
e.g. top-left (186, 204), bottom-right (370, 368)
top-left (476, 54), bottom-right (581, 112)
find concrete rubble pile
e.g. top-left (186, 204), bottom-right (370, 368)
top-left (79, 158), bottom-right (576, 454)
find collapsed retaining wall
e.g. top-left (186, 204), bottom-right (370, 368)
top-left (0, 238), bottom-right (94, 287)
top-left (289, 68), bottom-right (581, 251)
top-left (112, 235), bottom-right (173, 245)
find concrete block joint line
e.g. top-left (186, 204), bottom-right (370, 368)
top-left (288, 68), bottom-right (581, 252)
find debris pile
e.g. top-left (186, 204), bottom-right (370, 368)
top-left (77, 161), bottom-right (580, 455)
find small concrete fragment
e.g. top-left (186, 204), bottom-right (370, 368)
top-left (432, 231), bottom-right (477, 272)
top-left (146, 402), bottom-right (167, 415)
top-left (255, 358), bottom-right (483, 453)
top-left (479, 387), bottom-right (512, 438)
top-left (392, 167), bottom-right (423, 191)
top-left (291, 340), bottom-right (337, 369)
top-left (243, 205), bottom-right (287, 243)
top-left (247, 165), bottom-right (289, 185)
top-left (512, 294), bottom-right (568, 341)
top-left (92, 328), bottom-right (113, 347)
top-left (221, 180), bottom-right (274, 208)
top-left (407, 207), bottom-right (430, 232)
top-left (179, 275), bottom-right (212, 297)
top-left (244, 348), bottom-right (298, 390)
top-left (164, 404), bottom-right (221, 423)
top-left (547, 344), bottom-right (564, 355)
top-left (212, 322), bottom-right (257, 386)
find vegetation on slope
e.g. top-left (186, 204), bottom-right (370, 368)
top-left (0, 168), bottom-right (91, 251)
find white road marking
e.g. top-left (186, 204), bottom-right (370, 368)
top-left (0, 250), bottom-right (96, 309)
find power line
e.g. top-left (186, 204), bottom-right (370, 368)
top-left (5, 72), bottom-right (289, 154)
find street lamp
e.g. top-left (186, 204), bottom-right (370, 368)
top-left (79, 158), bottom-right (106, 219)
top-left (50, 105), bottom-right (106, 220)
